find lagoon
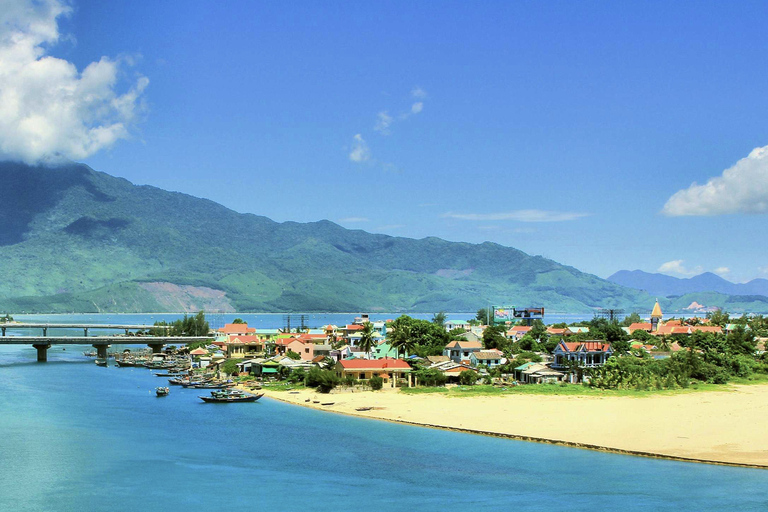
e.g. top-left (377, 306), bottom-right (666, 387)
top-left (1, 344), bottom-right (768, 512)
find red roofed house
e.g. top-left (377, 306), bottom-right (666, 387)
top-left (546, 327), bottom-right (567, 336)
top-left (218, 323), bottom-right (256, 336)
top-left (334, 358), bottom-right (411, 385)
top-left (225, 335), bottom-right (266, 359)
top-left (552, 340), bottom-right (613, 369)
top-left (628, 323), bottom-right (653, 333)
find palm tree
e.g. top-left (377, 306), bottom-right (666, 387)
top-left (358, 322), bottom-right (377, 357)
top-left (389, 323), bottom-right (414, 359)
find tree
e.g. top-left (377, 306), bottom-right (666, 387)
top-left (388, 321), bottom-right (414, 358)
top-left (459, 369), bottom-right (478, 385)
top-left (221, 358), bottom-right (242, 375)
top-left (286, 350), bottom-right (301, 360)
top-left (232, 318), bottom-right (245, 324)
top-left (631, 329), bottom-right (654, 342)
top-left (432, 311), bottom-right (447, 327)
top-left (621, 312), bottom-right (641, 327)
top-left (476, 308), bottom-right (492, 325)
top-left (529, 319), bottom-right (547, 342)
top-left (482, 325), bottom-right (508, 350)
top-left (305, 367), bottom-right (340, 393)
top-left (358, 321), bottom-right (377, 355)
top-left (707, 309), bottom-right (730, 327)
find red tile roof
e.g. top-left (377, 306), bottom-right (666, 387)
top-left (345, 324), bottom-right (364, 331)
top-left (628, 323), bottom-right (653, 332)
top-left (218, 323), bottom-right (256, 334)
top-left (227, 335), bottom-right (263, 344)
top-left (338, 358), bottom-right (410, 370)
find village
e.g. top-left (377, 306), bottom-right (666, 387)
top-left (186, 302), bottom-right (767, 393)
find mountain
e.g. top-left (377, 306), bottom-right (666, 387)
top-left (608, 270), bottom-right (768, 298)
top-left (0, 161), bottom-right (657, 314)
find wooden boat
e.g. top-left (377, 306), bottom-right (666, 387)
top-left (321, 402), bottom-right (335, 406)
top-left (199, 391), bottom-right (263, 403)
top-left (115, 359), bottom-right (137, 367)
top-left (156, 387), bottom-right (170, 396)
top-left (95, 358), bottom-right (108, 367)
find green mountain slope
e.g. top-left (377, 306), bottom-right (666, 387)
top-left (0, 161), bottom-right (655, 313)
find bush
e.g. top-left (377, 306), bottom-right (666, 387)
top-left (459, 370), bottom-right (478, 386)
top-left (414, 368), bottom-right (447, 387)
top-left (305, 367), bottom-right (340, 393)
top-left (287, 368), bottom-right (306, 384)
top-left (343, 375), bottom-right (357, 387)
top-left (370, 375), bottom-right (384, 390)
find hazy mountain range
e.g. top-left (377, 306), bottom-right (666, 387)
top-left (0, 161), bottom-right (660, 314)
top-left (608, 270), bottom-right (768, 298)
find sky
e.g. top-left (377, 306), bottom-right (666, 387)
top-left (2, 0), bottom-right (768, 283)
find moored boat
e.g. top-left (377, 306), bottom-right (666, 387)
top-left (156, 387), bottom-right (170, 396)
top-left (199, 390), bottom-right (263, 403)
top-left (95, 358), bottom-right (108, 367)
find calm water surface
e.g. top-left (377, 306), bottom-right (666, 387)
top-left (1, 317), bottom-right (767, 511)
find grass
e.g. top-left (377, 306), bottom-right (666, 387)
top-left (399, 376), bottom-right (768, 398)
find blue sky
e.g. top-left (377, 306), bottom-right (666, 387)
top-left (3, 0), bottom-right (768, 282)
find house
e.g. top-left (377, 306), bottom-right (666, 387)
top-left (286, 339), bottom-right (314, 361)
top-left (546, 327), bottom-right (567, 336)
top-left (334, 358), bottom-right (411, 385)
top-left (566, 326), bottom-right (590, 335)
top-left (218, 323), bottom-right (256, 336)
top-left (445, 319), bottom-right (472, 331)
top-left (225, 335), bottom-right (266, 359)
top-left (373, 341), bottom-right (397, 359)
top-left (427, 360), bottom-right (476, 381)
top-left (628, 322), bottom-right (653, 333)
top-left (515, 362), bottom-right (565, 384)
top-left (506, 325), bottom-right (532, 340)
top-left (443, 340), bottom-right (483, 363)
top-left (469, 349), bottom-right (504, 368)
top-left (552, 341), bottom-right (613, 369)
top-left (426, 355), bottom-right (450, 365)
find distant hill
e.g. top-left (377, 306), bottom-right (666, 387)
top-left (0, 161), bottom-right (665, 314)
top-left (608, 270), bottom-right (768, 298)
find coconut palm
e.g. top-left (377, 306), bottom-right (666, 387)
top-left (389, 323), bottom-right (414, 359)
top-left (358, 322), bottom-right (377, 356)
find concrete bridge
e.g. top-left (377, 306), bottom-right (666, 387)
top-left (1, 323), bottom-right (171, 337)
top-left (0, 335), bottom-right (211, 362)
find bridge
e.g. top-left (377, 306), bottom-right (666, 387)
top-left (0, 335), bottom-right (212, 362)
top-left (1, 323), bottom-right (171, 337)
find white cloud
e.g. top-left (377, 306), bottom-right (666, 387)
top-left (374, 111), bottom-right (392, 134)
top-left (662, 145), bottom-right (768, 216)
top-left (411, 87), bottom-right (427, 99)
top-left (411, 102), bottom-right (423, 114)
top-left (658, 260), bottom-right (703, 276)
top-left (0, 0), bottom-right (149, 164)
top-left (348, 134), bottom-right (370, 163)
top-left (339, 217), bottom-right (369, 223)
top-left (442, 209), bottom-right (590, 222)
top-left (713, 267), bottom-right (731, 276)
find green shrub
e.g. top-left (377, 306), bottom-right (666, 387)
top-left (459, 370), bottom-right (478, 386)
top-left (370, 375), bottom-right (384, 390)
top-left (305, 367), bottom-right (340, 393)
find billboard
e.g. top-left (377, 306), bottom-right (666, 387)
top-left (492, 306), bottom-right (514, 322)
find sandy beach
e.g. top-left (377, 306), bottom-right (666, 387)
top-left (257, 384), bottom-right (768, 468)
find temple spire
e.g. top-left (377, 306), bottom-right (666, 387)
top-left (650, 299), bottom-right (663, 332)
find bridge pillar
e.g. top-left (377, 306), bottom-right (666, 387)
top-left (42, 327), bottom-right (47, 337)
top-left (33, 343), bottom-right (50, 362)
top-left (94, 344), bottom-right (109, 359)
top-left (148, 343), bottom-right (164, 354)
top-left (84, 327), bottom-right (89, 337)
top-left (2, 326), bottom-right (5, 336)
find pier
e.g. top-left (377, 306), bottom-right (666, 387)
top-left (0, 336), bottom-right (211, 362)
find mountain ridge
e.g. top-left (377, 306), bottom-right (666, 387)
top-left (608, 269), bottom-right (768, 298)
top-left (0, 160), bottom-right (756, 314)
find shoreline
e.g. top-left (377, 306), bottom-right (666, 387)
top-left (255, 385), bottom-right (768, 469)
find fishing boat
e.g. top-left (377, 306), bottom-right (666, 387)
top-left (199, 390), bottom-right (263, 403)
top-left (156, 387), bottom-right (170, 397)
top-left (95, 358), bottom-right (108, 367)
top-left (115, 359), bottom-right (137, 367)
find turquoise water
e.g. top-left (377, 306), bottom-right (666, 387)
top-left (1, 345), bottom-right (767, 511)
